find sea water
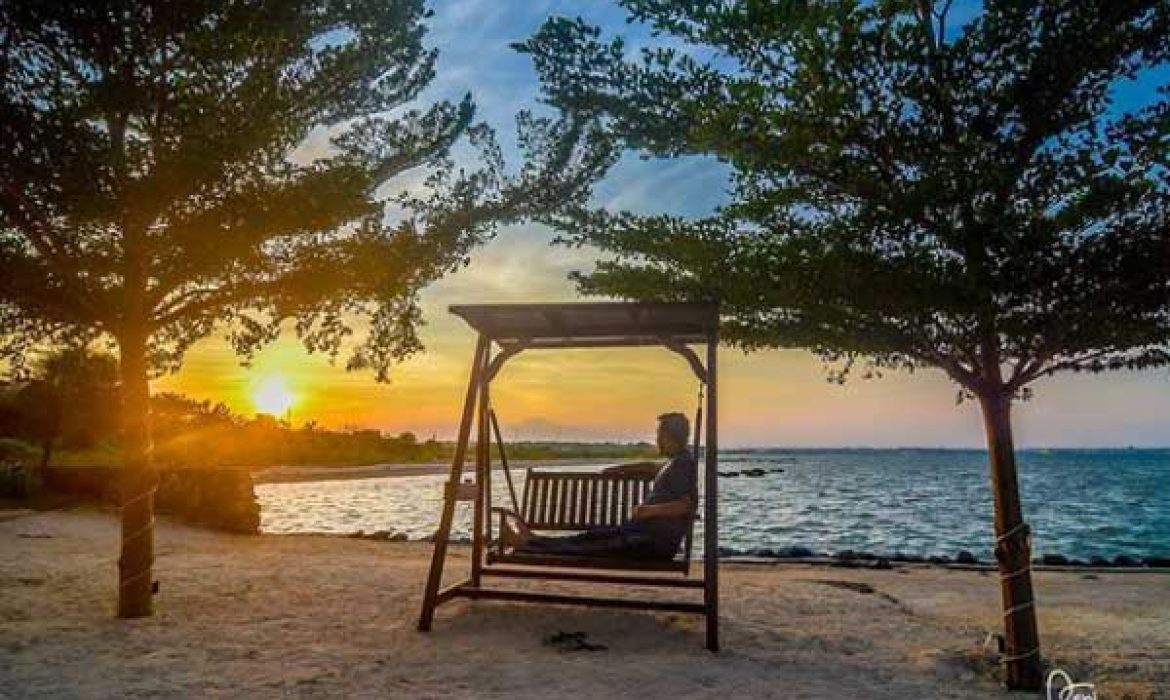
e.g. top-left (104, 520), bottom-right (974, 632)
top-left (256, 448), bottom-right (1169, 560)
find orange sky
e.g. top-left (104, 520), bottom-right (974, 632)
top-left (155, 226), bottom-right (1170, 448)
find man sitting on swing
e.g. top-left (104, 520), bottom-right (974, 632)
top-left (502, 412), bottom-right (697, 561)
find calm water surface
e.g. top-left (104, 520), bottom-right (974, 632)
top-left (257, 449), bottom-right (1170, 560)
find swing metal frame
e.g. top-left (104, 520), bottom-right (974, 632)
top-left (417, 301), bottom-right (721, 650)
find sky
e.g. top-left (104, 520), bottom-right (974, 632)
top-left (155, 0), bottom-right (1170, 448)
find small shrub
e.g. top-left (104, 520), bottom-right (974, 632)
top-left (0, 438), bottom-right (38, 464)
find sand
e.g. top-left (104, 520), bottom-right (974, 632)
top-left (2, 508), bottom-right (1167, 699)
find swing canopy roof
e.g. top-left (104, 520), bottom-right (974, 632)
top-left (450, 302), bottom-right (718, 348)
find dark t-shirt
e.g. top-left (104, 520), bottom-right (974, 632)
top-left (631, 450), bottom-right (698, 556)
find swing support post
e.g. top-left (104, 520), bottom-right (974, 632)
top-left (703, 331), bottom-right (719, 651)
top-left (417, 334), bottom-right (488, 631)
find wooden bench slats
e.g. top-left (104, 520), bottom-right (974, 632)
top-left (548, 479), bottom-right (558, 525)
top-left (545, 479), bottom-right (555, 525)
top-left (589, 479), bottom-right (599, 525)
top-left (579, 479), bottom-right (587, 525)
top-left (538, 478), bottom-right (550, 524)
top-left (562, 478), bottom-right (571, 526)
top-left (493, 468), bottom-right (696, 576)
top-left (616, 479), bottom-right (625, 522)
top-left (564, 478), bottom-right (574, 524)
top-left (613, 480), bottom-right (621, 524)
top-left (520, 469), bottom-right (659, 530)
top-left (564, 479), bottom-right (572, 525)
top-left (599, 478), bottom-right (609, 525)
top-left (569, 478), bottom-right (579, 526)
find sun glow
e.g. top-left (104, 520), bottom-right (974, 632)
top-left (251, 375), bottom-right (295, 417)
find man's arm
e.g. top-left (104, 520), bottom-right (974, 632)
top-left (632, 498), bottom-right (693, 520)
top-left (601, 460), bottom-right (660, 477)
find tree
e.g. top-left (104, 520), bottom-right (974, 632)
top-left (518, 1), bottom-right (1170, 689)
top-left (10, 348), bottom-right (120, 471)
top-left (1, 0), bottom-right (611, 618)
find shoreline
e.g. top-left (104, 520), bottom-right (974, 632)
top-left (269, 530), bottom-right (1170, 574)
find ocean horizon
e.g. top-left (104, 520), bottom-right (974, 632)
top-left (720, 446), bottom-right (1170, 451)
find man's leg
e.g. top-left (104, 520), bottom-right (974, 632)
top-left (517, 524), bottom-right (657, 558)
top-left (519, 525), bottom-right (625, 553)
top-left (568, 525), bottom-right (628, 541)
top-left (502, 513), bottom-right (621, 548)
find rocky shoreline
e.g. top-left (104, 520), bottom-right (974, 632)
top-left (292, 529), bottom-right (1170, 570)
top-left (716, 546), bottom-right (1170, 569)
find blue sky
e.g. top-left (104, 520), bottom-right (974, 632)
top-left (160, 0), bottom-right (1170, 447)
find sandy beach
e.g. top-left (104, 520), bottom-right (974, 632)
top-left (2, 508), bottom-right (1167, 699)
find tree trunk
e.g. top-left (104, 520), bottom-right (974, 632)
top-left (39, 437), bottom-right (52, 471)
top-left (116, 324), bottom-right (156, 618)
top-left (978, 391), bottom-right (1042, 690)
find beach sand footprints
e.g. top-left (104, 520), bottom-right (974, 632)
top-left (543, 630), bottom-right (607, 652)
top-left (812, 579), bottom-right (904, 608)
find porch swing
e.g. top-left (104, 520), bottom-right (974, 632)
top-left (417, 301), bottom-right (721, 650)
top-left (484, 379), bottom-right (703, 573)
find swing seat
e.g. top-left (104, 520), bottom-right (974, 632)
top-left (486, 468), bottom-right (695, 574)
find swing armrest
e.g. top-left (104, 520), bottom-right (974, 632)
top-left (491, 507), bottom-right (526, 556)
top-left (491, 506), bottom-right (525, 522)
top-left (601, 461), bottom-right (660, 477)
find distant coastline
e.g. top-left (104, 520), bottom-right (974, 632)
top-left (252, 458), bottom-right (620, 484)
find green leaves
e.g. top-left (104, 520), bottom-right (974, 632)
top-left (0, 0), bottom-right (615, 382)
top-left (523, 0), bottom-right (1170, 397)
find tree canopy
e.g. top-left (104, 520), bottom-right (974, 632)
top-left (0, 348), bottom-right (119, 468)
top-left (0, 0), bottom-right (613, 380)
top-left (520, 0), bottom-right (1170, 397)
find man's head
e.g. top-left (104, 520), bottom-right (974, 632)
top-left (656, 412), bottom-right (690, 456)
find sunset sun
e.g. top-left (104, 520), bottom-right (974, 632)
top-left (251, 375), bottom-right (295, 417)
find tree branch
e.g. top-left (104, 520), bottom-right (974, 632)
top-left (0, 180), bottom-right (104, 323)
